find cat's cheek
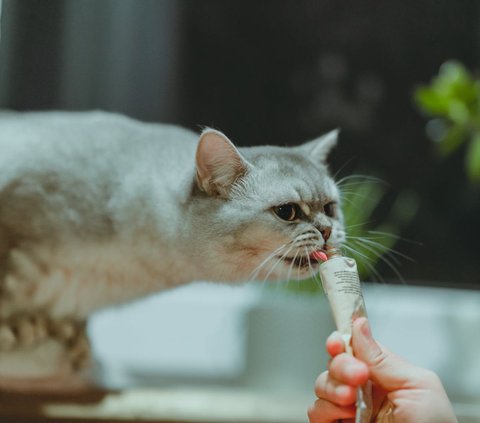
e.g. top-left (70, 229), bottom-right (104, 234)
top-left (219, 223), bottom-right (290, 281)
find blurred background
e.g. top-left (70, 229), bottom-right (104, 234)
top-left (0, 1), bottom-right (479, 422)
top-left (1, 0), bottom-right (479, 286)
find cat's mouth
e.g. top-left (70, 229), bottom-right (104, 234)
top-left (280, 253), bottom-right (320, 269)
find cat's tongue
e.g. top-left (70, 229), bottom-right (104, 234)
top-left (310, 250), bottom-right (328, 262)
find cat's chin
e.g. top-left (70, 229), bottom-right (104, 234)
top-left (275, 253), bottom-right (321, 280)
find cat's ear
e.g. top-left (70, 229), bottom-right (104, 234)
top-left (195, 129), bottom-right (249, 197)
top-left (300, 129), bottom-right (339, 162)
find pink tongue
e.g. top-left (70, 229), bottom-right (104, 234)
top-left (310, 250), bottom-right (328, 262)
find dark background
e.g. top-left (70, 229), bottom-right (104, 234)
top-left (0, 0), bottom-right (479, 288)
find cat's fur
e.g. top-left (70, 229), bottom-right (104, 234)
top-left (0, 111), bottom-right (344, 386)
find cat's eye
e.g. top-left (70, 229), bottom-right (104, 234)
top-left (324, 201), bottom-right (337, 218)
top-left (273, 203), bottom-right (302, 222)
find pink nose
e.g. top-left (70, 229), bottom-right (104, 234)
top-left (320, 227), bottom-right (331, 242)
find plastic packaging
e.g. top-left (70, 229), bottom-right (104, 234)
top-left (319, 249), bottom-right (373, 423)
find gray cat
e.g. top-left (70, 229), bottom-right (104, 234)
top-left (0, 111), bottom-right (344, 390)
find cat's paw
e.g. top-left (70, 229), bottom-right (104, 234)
top-left (0, 371), bottom-right (97, 395)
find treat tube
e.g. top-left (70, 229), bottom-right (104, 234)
top-left (318, 248), bottom-right (373, 423)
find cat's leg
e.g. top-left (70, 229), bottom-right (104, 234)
top-left (0, 315), bottom-right (94, 393)
top-left (0, 246), bottom-right (94, 393)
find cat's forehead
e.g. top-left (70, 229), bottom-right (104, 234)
top-left (241, 147), bottom-right (338, 204)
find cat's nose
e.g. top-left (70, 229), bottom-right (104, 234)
top-left (320, 227), bottom-right (331, 242)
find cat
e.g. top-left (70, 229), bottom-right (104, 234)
top-left (0, 110), bottom-right (344, 390)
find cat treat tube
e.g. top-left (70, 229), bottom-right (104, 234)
top-left (314, 247), bottom-right (373, 423)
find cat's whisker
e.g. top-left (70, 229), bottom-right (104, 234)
top-left (349, 237), bottom-right (399, 264)
top-left (348, 238), bottom-right (402, 267)
top-left (338, 185), bottom-right (366, 194)
top-left (251, 250), bottom-right (286, 283)
top-left (295, 249), bottom-right (302, 282)
top-left (346, 234), bottom-right (389, 241)
top-left (367, 230), bottom-right (422, 246)
top-left (338, 189), bottom-right (374, 200)
top-left (348, 239), bottom-right (405, 283)
top-left (343, 221), bottom-right (376, 231)
top-left (247, 243), bottom-right (291, 282)
top-left (342, 243), bottom-right (385, 283)
top-left (337, 195), bottom-right (357, 208)
top-left (294, 232), bottom-right (321, 243)
top-left (336, 174), bottom-right (360, 186)
top-left (285, 248), bottom-right (300, 283)
top-left (309, 248), bottom-right (324, 290)
top-left (304, 246), bottom-right (315, 279)
top-left (342, 242), bottom-right (374, 263)
top-left (306, 245), bottom-right (327, 290)
top-left (261, 244), bottom-right (295, 283)
top-left (251, 236), bottom-right (323, 284)
top-left (287, 250), bottom-right (297, 281)
top-left (336, 174), bottom-right (384, 187)
top-left (347, 235), bottom-right (414, 263)
top-left (332, 158), bottom-right (355, 181)
top-left (292, 240), bottom-right (321, 250)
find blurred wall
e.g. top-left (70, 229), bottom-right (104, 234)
top-left (0, 0), bottom-right (181, 121)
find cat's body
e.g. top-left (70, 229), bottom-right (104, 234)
top-left (0, 111), bottom-right (206, 320)
top-left (0, 111), bottom-right (344, 388)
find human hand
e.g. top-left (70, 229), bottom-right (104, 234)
top-left (308, 317), bottom-right (458, 423)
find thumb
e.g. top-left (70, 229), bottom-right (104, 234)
top-left (352, 317), bottom-right (420, 391)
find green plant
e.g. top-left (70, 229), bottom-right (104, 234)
top-left (340, 179), bottom-right (417, 280)
top-left (414, 60), bottom-right (480, 184)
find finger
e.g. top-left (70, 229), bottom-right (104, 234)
top-left (314, 370), bottom-right (358, 406)
top-left (307, 398), bottom-right (356, 423)
top-left (328, 353), bottom-right (369, 387)
top-left (352, 317), bottom-right (424, 390)
top-left (326, 331), bottom-right (345, 357)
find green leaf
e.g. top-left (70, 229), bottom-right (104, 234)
top-left (438, 124), bottom-right (467, 156)
top-left (414, 87), bottom-right (450, 115)
top-left (341, 179), bottom-right (385, 230)
top-left (439, 61), bottom-right (467, 80)
top-left (447, 99), bottom-right (470, 124)
top-left (415, 61), bottom-right (478, 118)
top-left (466, 133), bottom-right (480, 183)
top-left (436, 62), bottom-right (477, 104)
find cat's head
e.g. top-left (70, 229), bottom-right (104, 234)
top-left (192, 128), bottom-right (345, 282)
